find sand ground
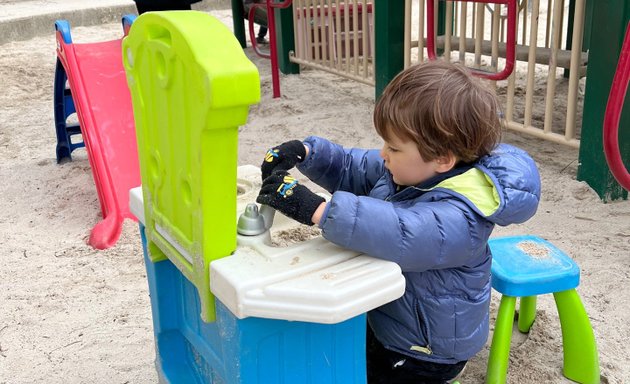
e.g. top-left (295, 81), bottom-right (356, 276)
top-left (0, 7), bottom-right (629, 384)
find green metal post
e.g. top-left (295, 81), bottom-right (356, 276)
top-left (438, 1), bottom-right (447, 35)
top-left (374, 0), bottom-right (406, 99)
top-left (274, 3), bottom-right (300, 74)
top-left (231, 0), bottom-right (247, 48)
top-left (577, 0), bottom-right (630, 201)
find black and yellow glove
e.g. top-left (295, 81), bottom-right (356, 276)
top-left (261, 140), bottom-right (306, 181)
top-left (256, 171), bottom-right (325, 226)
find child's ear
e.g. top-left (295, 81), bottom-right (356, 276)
top-left (435, 153), bottom-right (457, 173)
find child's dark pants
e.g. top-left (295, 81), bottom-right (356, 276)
top-left (366, 326), bottom-right (467, 384)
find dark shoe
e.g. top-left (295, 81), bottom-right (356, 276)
top-left (447, 363), bottom-right (466, 383)
top-left (256, 36), bottom-right (268, 44)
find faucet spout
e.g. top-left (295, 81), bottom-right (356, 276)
top-left (259, 204), bottom-right (276, 230)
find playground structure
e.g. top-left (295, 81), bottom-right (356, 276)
top-left (232, 0), bottom-right (628, 201)
top-left (244, 0), bottom-right (291, 98)
top-left (602, 20), bottom-right (630, 191)
top-left (409, 0), bottom-right (587, 148)
top-left (425, 0), bottom-right (518, 81)
top-left (235, 0), bottom-right (374, 97)
top-left (53, 15), bottom-right (140, 249)
top-left (123, 11), bottom-right (405, 382)
top-left (233, 0), bottom-right (585, 142)
top-left (578, 0), bottom-right (629, 201)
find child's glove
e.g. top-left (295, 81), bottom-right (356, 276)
top-left (256, 171), bottom-right (325, 226)
top-left (261, 140), bottom-right (306, 181)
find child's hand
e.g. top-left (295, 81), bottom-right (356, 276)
top-left (256, 171), bottom-right (325, 226)
top-left (261, 140), bottom-right (306, 181)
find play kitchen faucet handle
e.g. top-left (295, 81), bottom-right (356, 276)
top-left (237, 203), bottom-right (276, 236)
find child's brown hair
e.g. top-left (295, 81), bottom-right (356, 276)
top-left (374, 59), bottom-right (502, 163)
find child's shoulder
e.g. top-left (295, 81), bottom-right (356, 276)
top-left (476, 143), bottom-right (541, 225)
top-left (478, 144), bottom-right (538, 178)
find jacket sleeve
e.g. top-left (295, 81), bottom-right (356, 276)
top-left (297, 136), bottom-right (385, 195)
top-left (319, 191), bottom-right (493, 272)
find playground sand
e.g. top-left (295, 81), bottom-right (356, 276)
top-left (1, 8), bottom-right (630, 384)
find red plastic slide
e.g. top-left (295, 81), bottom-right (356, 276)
top-left (54, 17), bottom-right (140, 249)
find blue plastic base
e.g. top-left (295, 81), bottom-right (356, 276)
top-left (139, 224), bottom-right (368, 384)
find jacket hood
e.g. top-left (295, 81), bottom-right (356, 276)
top-left (422, 143), bottom-right (541, 226)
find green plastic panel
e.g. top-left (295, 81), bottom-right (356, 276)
top-left (123, 11), bottom-right (260, 322)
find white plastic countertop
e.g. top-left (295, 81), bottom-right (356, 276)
top-left (130, 165), bottom-right (405, 324)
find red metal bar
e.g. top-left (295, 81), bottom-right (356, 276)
top-left (248, 4), bottom-right (271, 59)
top-left (426, 0), bottom-right (516, 80)
top-left (249, 0), bottom-right (293, 98)
top-left (268, 0), bottom-right (281, 98)
top-left (603, 21), bottom-right (630, 191)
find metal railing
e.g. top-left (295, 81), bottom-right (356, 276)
top-left (288, 0), bottom-right (587, 148)
top-left (289, 0), bottom-right (376, 86)
top-left (408, 0), bottom-right (586, 147)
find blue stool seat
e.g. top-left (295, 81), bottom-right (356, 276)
top-left (490, 235), bottom-right (580, 297)
top-left (485, 235), bottom-right (599, 384)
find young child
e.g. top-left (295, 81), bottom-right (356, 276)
top-left (256, 59), bottom-right (541, 383)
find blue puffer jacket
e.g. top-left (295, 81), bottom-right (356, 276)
top-left (297, 136), bottom-right (541, 364)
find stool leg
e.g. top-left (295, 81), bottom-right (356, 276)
top-left (517, 296), bottom-right (537, 333)
top-left (553, 289), bottom-right (600, 384)
top-left (486, 295), bottom-right (516, 384)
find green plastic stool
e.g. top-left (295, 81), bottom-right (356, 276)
top-left (486, 235), bottom-right (600, 384)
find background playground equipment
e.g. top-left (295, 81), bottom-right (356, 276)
top-left (124, 11), bottom-right (405, 382)
top-left (425, 0), bottom-right (517, 81)
top-left (291, 1), bottom-right (374, 71)
top-left (579, 2), bottom-right (630, 201)
top-left (234, 0), bottom-right (375, 97)
top-left (246, 0), bottom-right (293, 98)
top-left (53, 15), bottom-right (140, 249)
top-left (231, 0), bottom-right (628, 202)
top-left (602, 20), bottom-right (630, 192)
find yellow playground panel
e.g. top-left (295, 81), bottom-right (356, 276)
top-left (122, 11), bottom-right (260, 322)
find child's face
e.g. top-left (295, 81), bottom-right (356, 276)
top-left (379, 134), bottom-right (443, 187)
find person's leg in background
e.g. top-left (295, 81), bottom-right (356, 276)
top-left (134, 1), bottom-right (192, 14)
top-left (257, 26), bottom-right (268, 44)
top-left (243, 1), bottom-right (269, 45)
